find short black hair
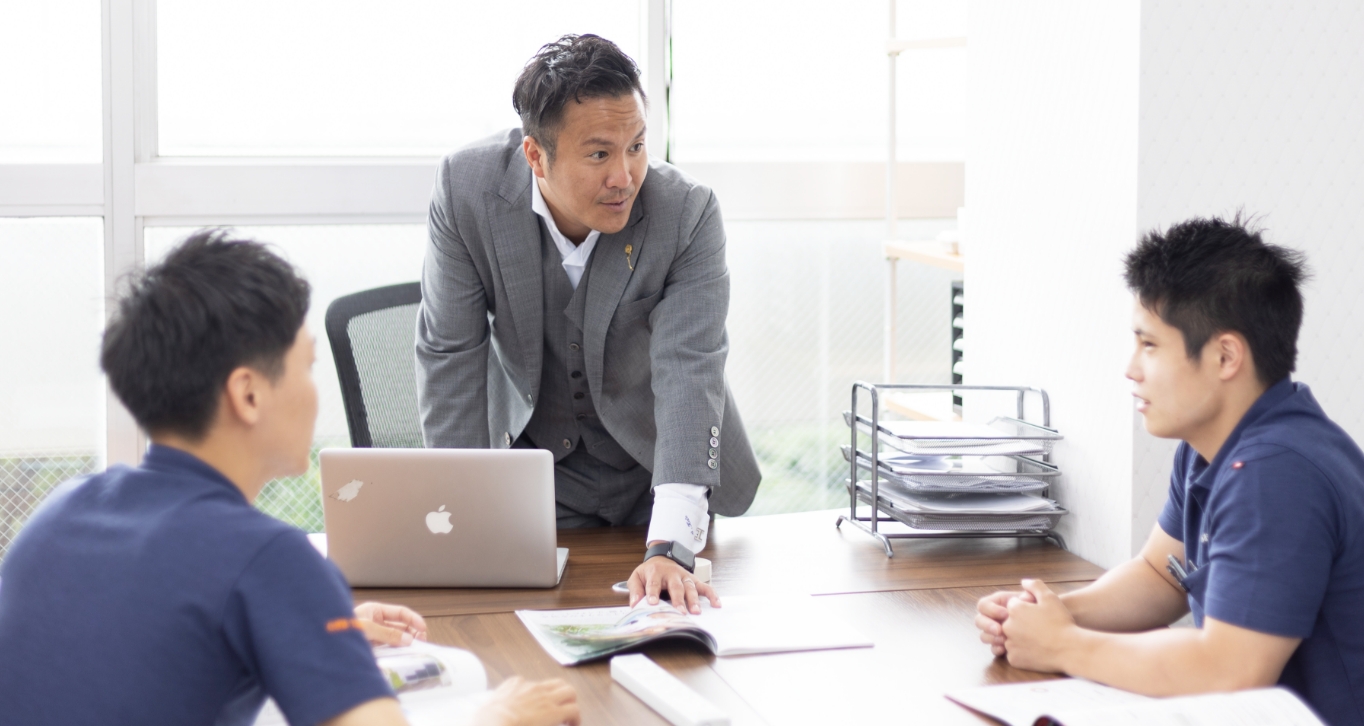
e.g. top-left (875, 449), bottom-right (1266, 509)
top-left (1124, 214), bottom-right (1309, 385)
top-left (512, 34), bottom-right (646, 163)
top-left (101, 229), bottom-right (311, 440)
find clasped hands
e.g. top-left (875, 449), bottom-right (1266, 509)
top-left (975, 578), bottom-right (1079, 673)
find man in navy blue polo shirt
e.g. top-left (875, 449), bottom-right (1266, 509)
top-left (974, 215), bottom-right (1364, 724)
top-left (0, 230), bottom-right (579, 726)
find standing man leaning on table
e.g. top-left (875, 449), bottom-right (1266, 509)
top-left (976, 215), bottom-right (1364, 725)
top-left (0, 232), bottom-right (578, 726)
top-left (416, 34), bottom-right (761, 613)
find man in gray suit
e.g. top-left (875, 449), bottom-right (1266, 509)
top-left (416, 34), bottom-right (760, 612)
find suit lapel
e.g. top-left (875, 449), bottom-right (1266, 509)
top-left (487, 156), bottom-right (544, 397)
top-left (583, 200), bottom-right (647, 400)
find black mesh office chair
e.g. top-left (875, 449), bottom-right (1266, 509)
top-left (324, 282), bottom-right (425, 448)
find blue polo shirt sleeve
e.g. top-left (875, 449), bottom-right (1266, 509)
top-left (222, 529), bottom-right (394, 726)
top-left (1201, 447), bottom-right (1338, 639)
top-left (1156, 443), bottom-right (1190, 541)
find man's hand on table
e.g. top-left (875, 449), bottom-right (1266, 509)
top-left (353, 601), bottom-right (428, 646)
top-left (473, 676), bottom-right (580, 726)
top-left (627, 542), bottom-right (720, 615)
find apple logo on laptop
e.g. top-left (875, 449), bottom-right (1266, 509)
top-left (426, 505), bottom-right (454, 535)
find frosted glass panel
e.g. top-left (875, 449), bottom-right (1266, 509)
top-left (724, 219), bottom-right (958, 515)
top-left (157, 1), bottom-right (642, 156)
top-left (0, 2), bottom-right (102, 162)
top-left (0, 219), bottom-right (105, 454)
top-left (0, 218), bottom-right (105, 559)
top-left (670, 0), bottom-right (966, 163)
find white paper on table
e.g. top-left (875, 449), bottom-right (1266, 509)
top-left (691, 596), bottom-right (874, 656)
top-left (946, 679), bottom-right (1149, 726)
top-left (945, 679), bottom-right (1324, 726)
top-left (1047, 688), bottom-right (1324, 726)
top-left (397, 689), bottom-right (490, 726)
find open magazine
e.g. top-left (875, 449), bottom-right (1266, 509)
top-left (517, 595), bottom-right (873, 666)
top-left (254, 641), bottom-right (488, 726)
top-left (946, 678), bottom-right (1325, 726)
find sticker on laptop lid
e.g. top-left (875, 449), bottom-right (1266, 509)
top-left (331, 479), bottom-right (365, 502)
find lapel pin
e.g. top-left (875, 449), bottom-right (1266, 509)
top-left (624, 244), bottom-right (634, 271)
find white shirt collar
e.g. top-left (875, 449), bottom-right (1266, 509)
top-left (531, 177), bottom-right (600, 290)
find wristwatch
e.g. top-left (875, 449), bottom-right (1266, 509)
top-left (644, 541), bottom-right (695, 573)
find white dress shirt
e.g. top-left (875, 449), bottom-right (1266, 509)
top-left (530, 179), bottom-right (711, 553)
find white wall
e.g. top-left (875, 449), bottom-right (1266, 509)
top-left (1133, 0), bottom-right (1364, 548)
top-left (968, 0), bottom-right (1140, 568)
top-left (970, 0), bottom-right (1364, 567)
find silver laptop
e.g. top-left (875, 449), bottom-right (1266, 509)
top-left (319, 448), bottom-right (567, 588)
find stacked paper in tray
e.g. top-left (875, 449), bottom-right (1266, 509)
top-left (853, 476), bottom-right (1065, 531)
top-left (841, 446), bottom-right (1049, 494)
top-left (840, 413), bottom-right (1055, 457)
top-left (876, 420), bottom-right (1048, 457)
top-left (869, 482), bottom-right (1057, 514)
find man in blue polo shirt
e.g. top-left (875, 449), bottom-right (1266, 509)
top-left (0, 230), bottom-right (579, 726)
top-left (974, 215), bottom-right (1364, 724)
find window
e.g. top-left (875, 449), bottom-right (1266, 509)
top-left (670, 0), bottom-right (966, 162)
top-left (157, 0), bottom-right (642, 156)
top-left (0, 1), bottom-right (102, 163)
top-left (0, 218), bottom-right (105, 554)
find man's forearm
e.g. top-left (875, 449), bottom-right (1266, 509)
top-left (1060, 625), bottom-right (1278, 696)
top-left (1061, 557), bottom-right (1189, 632)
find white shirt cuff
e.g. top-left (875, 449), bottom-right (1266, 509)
top-left (647, 483), bottom-right (711, 554)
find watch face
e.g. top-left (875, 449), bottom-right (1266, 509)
top-left (670, 541), bottom-right (695, 569)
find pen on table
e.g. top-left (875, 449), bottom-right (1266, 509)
top-left (1166, 554), bottom-right (1189, 591)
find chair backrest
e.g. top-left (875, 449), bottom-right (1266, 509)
top-left (324, 282), bottom-right (424, 448)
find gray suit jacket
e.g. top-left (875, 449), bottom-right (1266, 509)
top-left (415, 129), bottom-right (760, 516)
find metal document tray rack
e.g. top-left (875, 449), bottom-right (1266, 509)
top-left (836, 383), bottom-right (1067, 557)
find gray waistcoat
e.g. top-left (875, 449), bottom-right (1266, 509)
top-left (521, 223), bottom-right (639, 478)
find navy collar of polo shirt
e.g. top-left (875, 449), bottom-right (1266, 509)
top-left (140, 443), bottom-right (249, 504)
top-left (1186, 377), bottom-right (1295, 492)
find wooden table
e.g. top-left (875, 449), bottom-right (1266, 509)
top-left (355, 510), bottom-right (1104, 725)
